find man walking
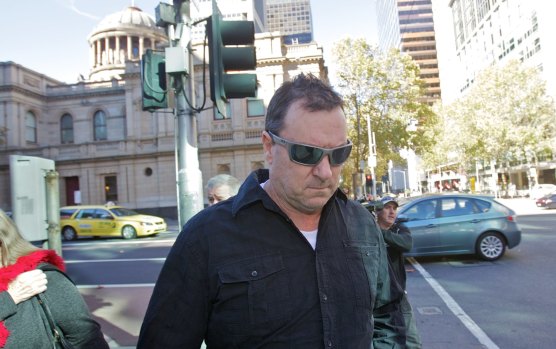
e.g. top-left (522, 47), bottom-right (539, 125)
top-left (138, 74), bottom-right (405, 348)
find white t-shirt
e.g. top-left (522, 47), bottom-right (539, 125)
top-left (300, 229), bottom-right (318, 249)
top-left (261, 180), bottom-right (318, 249)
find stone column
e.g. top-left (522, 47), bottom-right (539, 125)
top-left (96, 40), bottom-right (101, 67)
top-left (104, 37), bottom-right (110, 64)
top-left (139, 37), bottom-right (144, 57)
top-left (90, 42), bottom-right (96, 68)
top-left (127, 36), bottom-right (132, 61)
top-left (115, 36), bottom-right (120, 64)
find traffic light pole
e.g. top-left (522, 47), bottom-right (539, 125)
top-left (45, 170), bottom-right (62, 257)
top-left (172, 0), bottom-right (203, 228)
top-left (366, 114), bottom-right (377, 198)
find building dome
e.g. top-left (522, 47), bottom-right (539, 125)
top-left (87, 7), bottom-right (167, 81)
top-left (93, 6), bottom-right (160, 34)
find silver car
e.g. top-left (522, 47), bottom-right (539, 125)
top-left (396, 194), bottom-right (522, 261)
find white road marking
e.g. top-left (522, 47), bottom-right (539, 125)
top-left (407, 257), bottom-right (500, 349)
top-left (65, 258), bottom-right (166, 263)
top-left (76, 283), bottom-right (155, 289)
top-left (62, 238), bottom-right (176, 248)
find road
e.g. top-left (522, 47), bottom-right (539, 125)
top-left (409, 211), bottom-right (556, 349)
top-left (63, 232), bottom-right (178, 348)
top-left (61, 198), bottom-right (556, 348)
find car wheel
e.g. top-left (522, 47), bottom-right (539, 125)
top-left (62, 227), bottom-right (77, 241)
top-left (121, 225), bottom-right (137, 239)
top-left (476, 232), bottom-right (506, 261)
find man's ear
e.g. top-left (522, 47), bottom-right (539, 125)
top-left (262, 131), bottom-right (273, 165)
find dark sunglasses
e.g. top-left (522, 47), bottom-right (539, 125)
top-left (268, 131), bottom-right (352, 166)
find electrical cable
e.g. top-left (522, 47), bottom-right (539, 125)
top-left (174, 20), bottom-right (209, 113)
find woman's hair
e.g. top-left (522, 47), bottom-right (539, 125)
top-left (0, 210), bottom-right (38, 267)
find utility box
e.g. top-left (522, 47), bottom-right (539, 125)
top-left (9, 155), bottom-right (55, 242)
top-left (165, 46), bottom-right (189, 74)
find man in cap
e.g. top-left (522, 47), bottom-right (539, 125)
top-left (376, 196), bottom-right (422, 348)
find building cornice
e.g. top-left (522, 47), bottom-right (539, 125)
top-left (0, 85), bottom-right (46, 101)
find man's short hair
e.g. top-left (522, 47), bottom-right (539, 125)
top-left (265, 73), bottom-right (344, 134)
top-left (206, 174), bottom-right (240, 195)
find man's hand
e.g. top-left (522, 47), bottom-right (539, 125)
top-left (7, 269), bottom-right (48, 304)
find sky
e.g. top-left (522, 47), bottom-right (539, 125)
top-left (0, 0), bottom-right (378, 84)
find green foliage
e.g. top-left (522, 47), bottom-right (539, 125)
top-left (332, 38), bottom-right (437, 187)
top-left (429, 60), bottom-right (556, 169)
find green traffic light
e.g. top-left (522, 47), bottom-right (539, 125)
top-left (207, 0), bottom-right (257, 117)
top-left (223, 74), bottom-right (258, 98)
top-left (141, 49), bottom-right (168, 112)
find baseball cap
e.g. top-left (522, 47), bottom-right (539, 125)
top-left (380, 196), bottom-right (398, 208)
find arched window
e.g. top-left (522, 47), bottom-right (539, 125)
top-left (25, 111), bottom-right (37, 143)
top-left (60, 113), bottom-right (74, 144)
top-left (93, 110), bottom-right (107, 141)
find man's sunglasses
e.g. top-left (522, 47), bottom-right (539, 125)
top-left (267, 131), bottom-right (352, 166)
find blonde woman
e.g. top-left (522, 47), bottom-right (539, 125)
top-left (0, 210), bottom-right (108, 348)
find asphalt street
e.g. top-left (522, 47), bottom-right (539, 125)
top-left (69, 197), bottom-right (552, 348)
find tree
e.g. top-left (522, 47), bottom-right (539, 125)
top-left (428, 60), bottom-right (556, 180)
top-left (332, 38), bottom-right (437, 194)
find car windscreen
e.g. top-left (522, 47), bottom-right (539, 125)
top-left (60, 209), bottom-right (78, 218)
top-left (109, 207), bottom-right (139, 217)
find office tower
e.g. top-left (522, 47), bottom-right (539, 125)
top-left (442, 0), bottom-right (556, 100)
top-left (376, 0), bottom-right (401, 52)
top-left (376, 0), bottom-right (442, 105)
top-left (398, 0), bottom-right (441, 104)
top-left (254, 0), bottom-right (313, 44)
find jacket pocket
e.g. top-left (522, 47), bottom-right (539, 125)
top-left (343, 240), bottom-right (380, 308)
top-left (217, 253), bottom-right (291, 327)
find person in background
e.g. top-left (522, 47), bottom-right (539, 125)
top-left (0, 209), bottom-right (109, 349)
top-left (206, 174), bottom-right (241, 206)
top-left (376, 196), bottom-right (422, 348)
top-left (138, 73), bottom-right (405, 348)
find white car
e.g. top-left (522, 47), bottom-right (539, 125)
top-left (530, 184), bottom-right (556, 200)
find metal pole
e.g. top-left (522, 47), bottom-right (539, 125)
top-left (173, 0), bottom-right (204, 228)
top-left (366, 115), bottom-right (377, 198)
top-left (355, 97), bottom-right (363, 199)
top-left (45, 170), bottom-right (62, 256)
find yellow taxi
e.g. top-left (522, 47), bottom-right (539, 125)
top-left (60, 205), bottom-right (167, 240)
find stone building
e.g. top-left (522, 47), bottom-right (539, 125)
top-left (0, 6), bottom-right (327, 217)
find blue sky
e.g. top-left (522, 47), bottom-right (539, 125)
top-left (0, 0), bottom-right (377, 83)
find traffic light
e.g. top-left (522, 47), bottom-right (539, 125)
top-left (365, 174), bottom-right (373, 190)
top-left (141, 49), bottom-right (168, 112)
top-left (207, 0), bottom-right (257, 117)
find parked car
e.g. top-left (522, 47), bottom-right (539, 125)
top-left (60, 205), bottom-right (167, 240)
top-left (535, 192), bottom-right (556, 209)
top-left (393, 194), bottom-right (521, 261)
top-left (529, 184), bottom-right (556, 200)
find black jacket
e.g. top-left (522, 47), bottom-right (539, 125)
top-left (382, 223), bottom-right (413, 290)
top-left (139, 169), bottom-right (405, 348)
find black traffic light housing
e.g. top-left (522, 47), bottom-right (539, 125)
top-left (141, 49), bottom-right (168, 112)
top-left (207, 0), bottom-right (257, 117)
